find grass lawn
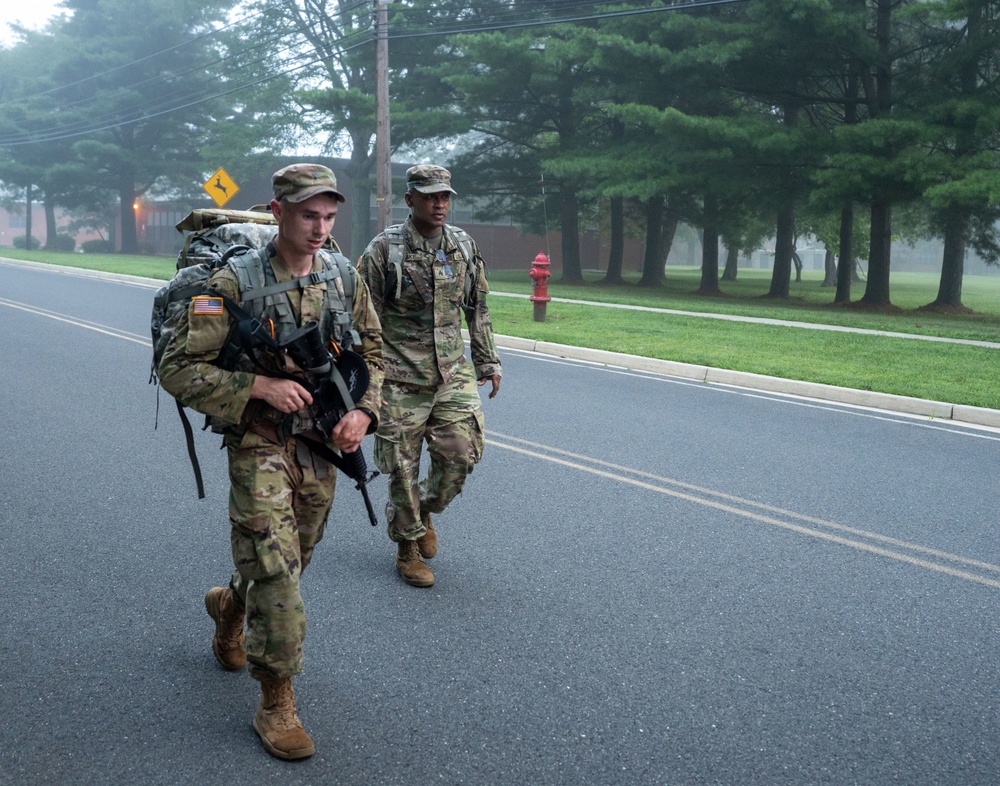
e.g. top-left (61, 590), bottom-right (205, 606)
top-left (4, 249), bottom-right (999, 410)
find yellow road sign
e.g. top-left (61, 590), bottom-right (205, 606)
top-left (203, 168), bottom-right (239, 207)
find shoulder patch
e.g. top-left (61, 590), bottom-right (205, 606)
top-left (192, 296), bottom-right (225, 316)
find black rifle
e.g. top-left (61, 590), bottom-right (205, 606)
top-left (220, 297), bottom-right (381, 526)
top-left (280, 321), bottom-right (381, 527)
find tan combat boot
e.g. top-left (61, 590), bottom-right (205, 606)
top-left (416, 512), bottom-right (437, 559)
top-left (252, 678), bottom-right (315, 760)
top-left (396, 539), bottom-right (435, 587)
top-left (204, 587), bottom-right (246, 671)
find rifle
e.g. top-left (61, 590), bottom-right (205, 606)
top-left (280, 321), bottom-right (381, 527)
top-left (219, 295), bottom-right (381, 526)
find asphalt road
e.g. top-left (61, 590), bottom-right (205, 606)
top-left (2, 262), bottom-right (1000, 786)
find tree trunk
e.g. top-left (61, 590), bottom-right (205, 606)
top-left (601, 196), bottom-right (625, 284)
top-left (861, 198), bottom-right (892, 306)
top-left (558, 181), bottom-right (583, 282)
top-left (767, 204), bottom-right (795, 298)
top-left (696, 193), bottom-right (721, 294)
top-left (926, 204), bottom-right (967, 309)
top-left (821, 249), bottom-right (836, 287)
top-left (924, 8), bottom-right (979, 312)
top-left (44, 197), bottom-right (58, 249)
top-left (765, 102), bottom-right (799, 299)
top-left (721, 240), bottom-right (738, 281)
top-left (834, 201), bottom-right (854, 302)
top-left (638, 195), bottom-right (665, 288)
top-left (118, 174), bottom-right (138, 254)
top-left (859, 0), bottom-right (894, 306)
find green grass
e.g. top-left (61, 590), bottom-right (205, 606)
top-left (5, 249), bottom-right (999, 410)
top-left (490, 266), bottom-right (1000, 342)
top-left (2, 248), bottom-right (179, 280)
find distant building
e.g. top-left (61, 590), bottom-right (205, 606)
top-left (136, 157), bottom-right (637, 273)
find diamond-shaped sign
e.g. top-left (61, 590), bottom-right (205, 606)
top-left (203, 168), bottom-right (239, 207)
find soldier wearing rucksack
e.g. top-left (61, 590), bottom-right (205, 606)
top-left (358, 164), bottom-right (502, 589)
top-left (157, 164), bottom-right (383, 761)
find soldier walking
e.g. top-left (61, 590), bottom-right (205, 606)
top-left (358, 165), bottom-right (502, 588)
top-left (158, 164), bottom-right (382, 759)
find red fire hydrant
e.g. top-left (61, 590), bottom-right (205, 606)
top-left (528, 252), bottom-right (551, 322)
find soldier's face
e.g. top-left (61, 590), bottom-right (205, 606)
top-left (272, 194), bottom-right (339, 259)
top-left (405, 190), bottom-right (450, 236)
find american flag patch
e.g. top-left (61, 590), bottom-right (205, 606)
top-left (192, 296), bottom-right (224, 315)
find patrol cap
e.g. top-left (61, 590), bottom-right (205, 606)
top-left (406, 165), bottom-right (457, 195)
top-left (272, 163), bottom-right (346, 203)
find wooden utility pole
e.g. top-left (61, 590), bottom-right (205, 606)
top-left (374, 0), bottom-right (391, 232)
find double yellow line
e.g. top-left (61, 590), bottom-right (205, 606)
top-left (486, 430), bottom-right (1000, 590)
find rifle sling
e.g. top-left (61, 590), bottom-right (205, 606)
top-left (296, 434), bottom-right (354, 479)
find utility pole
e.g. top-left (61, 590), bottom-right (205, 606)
top-left (374, 0), bottom-right (391, 232)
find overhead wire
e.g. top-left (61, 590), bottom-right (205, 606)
top-left (0, 0), bottom-right (752, 146)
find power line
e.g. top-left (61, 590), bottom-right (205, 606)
top-left (387, 0), bottom-right (749, 39)
top-left (0, 0), bottom-right (753, 146)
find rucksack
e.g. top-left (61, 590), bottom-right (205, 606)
top-left (150, 207), bottom-right (356, 498)
top-left (383, 223), bottom-right (480, 307)
top-left (150, 208), bottom-right (349, 375)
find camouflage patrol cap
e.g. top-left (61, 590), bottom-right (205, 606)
top-left (272, 163), bottom-right (346, 203)
top-left (406, 165), bottom-right (457, 195)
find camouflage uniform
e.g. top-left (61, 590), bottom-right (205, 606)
top-left (358, 183), bottom-right (501, 543)
top-left (158, 243), bottom-right (383, 681)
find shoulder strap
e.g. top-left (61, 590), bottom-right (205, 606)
top-left (445, 225), bottom-right (478, 307)
top-left (385, 225), bottom-right (406, 301)
top-left (317, 249), bottom-right (359, 349)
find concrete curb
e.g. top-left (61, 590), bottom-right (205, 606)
top-left (0, 257), bottom-right (161, 287)
top-left (5, 258), bottom-right (998, 430)
top-left (492, 334), bottom-right (1000, 430)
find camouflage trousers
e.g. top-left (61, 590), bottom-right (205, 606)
top-left (225, 431), bottom-right (336, 681)
top-left (374, 375), bottom-right (485, 542)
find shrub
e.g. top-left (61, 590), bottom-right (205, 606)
top-left (51, 234), bottom-right (76, 252)
top-left (13, 234), bottom-right (39, 250)
top-left (81, 239), bottom-right (111, 253)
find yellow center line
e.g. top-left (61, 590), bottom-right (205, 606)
top-left (486, 431), bottom-right (1000, 590)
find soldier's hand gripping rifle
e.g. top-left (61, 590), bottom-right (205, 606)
top-left (279, 321), bottom-right (381, 527)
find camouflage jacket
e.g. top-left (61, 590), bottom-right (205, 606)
top-left (157, 243), bottom-right (383, 447)
top-left (358, 218), bottom-right (501, 388)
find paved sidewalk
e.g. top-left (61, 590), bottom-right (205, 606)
top-left (491, 291), bottom-right (1000, 350)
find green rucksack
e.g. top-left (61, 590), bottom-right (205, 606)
top-left (150, 208), bottom-right (351, 375)
top-left (383, 222), bottom-right (480, 307)
top-left (150, 207), bottom-right (356, 497)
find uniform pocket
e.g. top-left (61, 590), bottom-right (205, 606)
top-left (231, 527), bottom-right (288, 583)
top-left (374, 421), bottom-right (401, 474)
top-left (469, 409), bottom-right (485, 466)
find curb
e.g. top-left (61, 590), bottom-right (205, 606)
top-left (492, 334), bottom-right (1000, 430)
top-left (0, 257), bottom-right (160, 287)
top-left (5, 258), bottom-right (998, 430)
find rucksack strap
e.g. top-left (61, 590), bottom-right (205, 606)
top-left (385, 225), bottom-right (406, 301)
top-left (448, 226), bottom-right (478, 307)
top-left (384, 223), bottom-right (478, 307)
top-left (230, 246), bottom-right (359, 348)
top-left (176, 399), bottom-right (206, 499)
